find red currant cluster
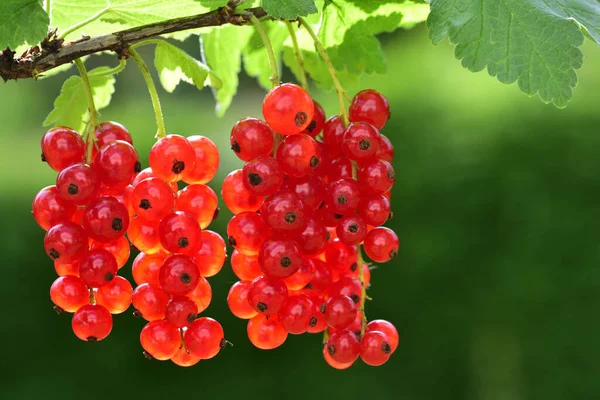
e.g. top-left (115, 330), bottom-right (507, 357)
top-left (223, 84), bottom-right (400, 368)
top-left (33, 122), bottom-right (227, 367)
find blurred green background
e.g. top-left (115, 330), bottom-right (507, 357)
top-left (1, 25), bottom-right (599, 399)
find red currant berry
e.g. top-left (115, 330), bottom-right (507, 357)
top-left (227, 211), bottom-right (271, 256)
top-left (324, 295), bottom-right (357, 330)
top-left (325, 178), bottom-right (361, 215)
top-left (366, 320), bottom-right (399, 351)
top-left (324, 239), bottom-right (357, 272)
top-left (165, 296), bottom-right (198, 328)
top-left (159, 254), bottom-right (199, 296)
top-left (247, 275), bottom-right (288, 315)
top-left (276, 133), bottom-right (321, 177)
top-left (260, 191), bottom-right (306, 232)
top-left (90, 236), bottom-right (130, 269)
top-left (315, 202), bottom-right (344, 228)
top-left (132, 252), bottom-right (166, 286)
top-left (127, 217), bottom-right (162, 254)
top-left (283, 259), bottom-right (315, 291)
top-left (50, 276), bottom-right (89, 313)
top-left (377, 134), bottom-right (394, 162)
top-left (262, 83), bottom-right (314, 135)
top-left (230, 118), bottom-right (274, 162)
top-left (358, 159), bottom-right (395, 195)
top-left (282, 175), bottom-right (326, 210)
top-left (359, 194), bottom-right (391, 226)
top-left (336, 215), bottom-right (368, 245)
top-left (221, 169), bottom-right (263, 214)
top-left (342, 123), bottom-right (380, 162)
top-left (184, 317), bottom-right (225, 359)
top-left (344, 263), bottom-right (371, 289)
top-left (301, 259), bottom-right (331, 296)
top-left (327, 157), bottom-right (353, 182)
top-left (149, 134), bottom-right (196, 182)
top-left (175, 184), bottom-right (218, 229)
top-left (44, 222), bottom-right (88, 264)
top-left (78, 249), bottom-right (118, 288)
top-left (132, 283), bottom-right (170, 321)
top-left (227, 281), bottom-right (257, 319)
top-left (96, 275), bottom-right (133, 314)
top-left (41, 126), bottom-right (85, 171)
top-left (193, 230), bottom-right (226, 277)
top-left (258, 239), bottom-right (302, 278)
top-left (32, 186), bottom-right (77, 230)
top-left (56, 163), bottom-right (99, 205)
top-left (326, 330), bottom-right (360, 364)
top-left (93, 121), bottom-right (133, 158)
top-left (140, 320), bottom-right (180, 360)
top-left (322, 115), bottom-right (345, 159)
top-left (242, 156), bottom-right (284, 196)
top-left (94, 140), bottom-right (139, 189)
top-left (171, 347), bottom-right (201, 367)
top-left (290, 216), bottom-right (327, 255)
top-left (349, 89), bottom-right (390, 130)
top-left (307, 296), bottom-right (328, 333)
top-left (278, 295), bottom-right (317, 334)
top-left (323, 344), bottom-right (354, 370)
top-left (313, 140), bottom-right (331, 178)
top-left (132, 177), bottom-right (175, 221)
top-left (72, 304), bottom-right (113, 342)
top-left (329, 277), bottom-right (362, 304)
top-left (231, 250), bottom-right (262, 281)
top-left (303, 101), bottom-right (325, 137)
top-left (133, 167), bottom-right (178, 192)
top-left (247, 313), bottom-right (288, 350)
top-left (363, 227), bottom-right (399, 263)
top-left (187, 276), bottom-right (212, 313)
top-left (54, 260), bottom-right (80, 277)
top-left (158, 212), bottom-right (202, 255)
top-left (360, 331), bottom-right (392, 366)
top-left (83, 196), bottom-right (129, 243)
top-left (181, 135), bottom-right (219, 185)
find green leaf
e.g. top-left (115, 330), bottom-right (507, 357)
top-left (243, 21), bottom-right (288, 90)
top-left (43, 66), bottom-right (116, 133)
top-left (154, 40), bottom-right (220, 92)
top-left (0, 0), bottom-right (49, 48)
top-left (262, 0), bottom-right (318, 20)
top-left (201, 26), bottom-right (252, 116)
top-left (427, 0), bottom-right (600, 108)
top-left (193, 0), bottom-right (229, 7)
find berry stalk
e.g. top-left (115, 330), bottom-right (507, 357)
top-left (74, 58), bottom-right (99, 163)
top-left (248, 15), bottom-right (279, 88)
top-left (297, 17), bottom-right (349, 126)
top-left (58, 2), bottom-right (112, 40)
top-left (129, 47), bottom-right (167, 139)
top-left (89, 59), bottom-right (127, 77)
top-left (356, 245), bottom-right (368, 337)
top-left (285, 21), bottom-right (308, 91)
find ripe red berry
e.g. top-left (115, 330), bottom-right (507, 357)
top-left (262, 83), bottom-right (314, 135)
top-left (132, 283), bottom-right (169, 321)
top-left (242, 156), bottom-right (284, 196)
top-left (96, 275), bottom-right (133, 314)
top-left (360, 331), bottom-right (392, 366)
top-left (363, 227), bottom-right (399, 263)
top-left (93, 121), bottom-right (133, 158)
top-left (366, 319), bottom-right (399, 353)
top-left (221, 169), bottom-right (263, 214)
top-left (322, 115), bottom-right (345, 159)
top-left (41, 126), bottom-right (85, 171)
top-left (329, 277), bottom-right (362, 305)
top-left (56, 163), bottom-right (99, 205)
top-left (227, 281), bottom-right (258, 319)
top-left (227, 211), bottom-right (271, 256)
top-left (149, 134), bottom-right (196, 182)
top-left (323, 344), bottom-right (354, 370)
top-left (54, 260), bottom-right (80, 277)
top-left (44, 221), bottom-right (88, 264)
top-left (159, 254), bottom-right (199, 296)
top-left (181, 135), bottom-right (219, 185)
top-left (71, 304), bottom-right (113, 342)
top-left (278, 295), bottom-right (317, 335)
top-left (187, 276), bottom-right (212, 313)
top-left (282, 259), bottom-right (315, 291)
top-left (281, 175), bottom-right (326, 210)
top-left (50, 276), bottom-right (89, 313)
top-left (94, 140), bottom-right (139, 189)
top-left (359, 194), bottom-right (391, 226)
top-left (132, 252), bottom-right (166, 286)
top-left (325, 178), bottom-right (361, 216)
top-left (258, 239), bottom-right (302, 278)
top-left (78, 249), bottom-right (118, 288)
top-left (324, 239), bottom-right (357, 272)
top-left (276, 133), bottom-right (321, 177)
top-left (90, 236), bottom-right (130, 269)
top-left (231, 250), bottom-right (262, 281)
top-left (158, 212), bottom-right (202, 255)
top-left (171, 347), bottom-right (201, 367)
top-left (290, 216), bottom-right (327, 255)
top-left (190, 230), bottom-right (225, 278)
top-left (327, 157), bottom-right (353, 182)
top-left (342, 123), bottom-right (380, 162)
top-left (133, 167), bottom-right (178, 192)
top-left (132, 177), bottom-right (175, 221)
top-left (326, 330), bottom-right (360, 364)
top-left (165, 296), bottom-right (198, 328)
top-left (349, 89), bottom-right (390, 130)
top-left (324, 295), bottom-right (357, 330)
top-left (32, 186), bottom-right (77, 230)
top-left (184, 317), bottom-right (225, 359)
top-left (174, 184), bottom-right (218, 229)
top-left (230, 118), bottom-right (274, 162)
top-left (82, 196), bottom-right (129, 243)
top-left (247, 275), bottom-right (288, 315)
top-left (336, 215), bottom-right (368, 245)
top-left (303, 101), bottom-right (325, 137)
top-left (358, 159), bottom-right (395, 194)
top-left (127, 217), bottom-right (161, 254)
top-left (260, 190), bottom-right (306, 232)
top-left (140, 320), bottom-right (180, 360)
top-left (247, 313), bottom-right (288, 350)
top-left (301, 259), bottom-right (331, 296)
top-left (377, 134), bottom-right (394, 162)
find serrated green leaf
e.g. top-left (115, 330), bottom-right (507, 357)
top-left (201, 26), bottom-right (252, 116)
top-left (154, 40), bottom-right (215, 92)
top-left (428, 0), bottom-right (600, 108)
top-left (243, 21), bottom-right (288, 90)
top-left (0, 0), bottom-right (49, 48)
top-left (44, 66), bottom-right (116, 132)
top-left (262, 0), bottom-right (318, 20)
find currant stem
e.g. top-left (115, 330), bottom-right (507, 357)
top-left (356, 244), bottom-right (368, 338)
top-left (58, 2), bottom-right (112, 40)
top-left (285, 21), bottom-right (308, 91)
top-left (74, 58), bottom-right (99, 163)
top-left (248, 15), bottom-right (279, 88)
top-left (88, 288), bottom-right (96, 305)
top-left (89, 59), bottom-right (127, 77)
top-left (297, 17), bottom-right (349, 126)
top-left (129, 47), bottom-right (167, 139)
top-left (45, 0), bottom-right (52, 24)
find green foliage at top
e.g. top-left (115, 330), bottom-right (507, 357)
top-left (427, 0), bottom-right (600, 108)
top-left (0, 0), bottom-right (48, 48)
top-left (262, 0), bottom-right (318, 19)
